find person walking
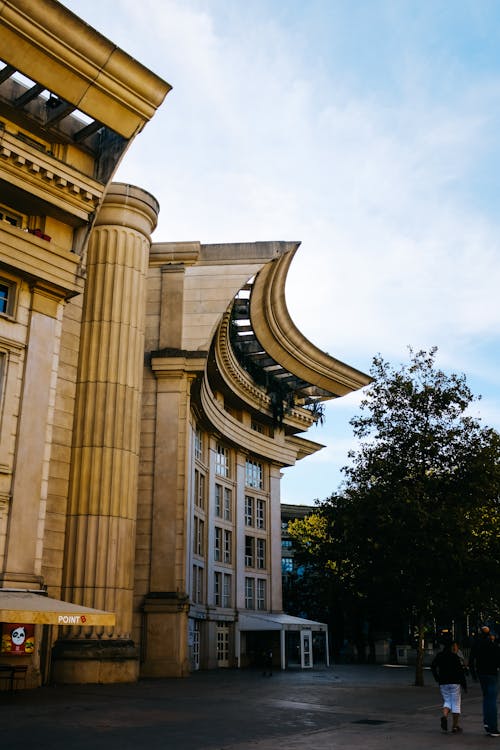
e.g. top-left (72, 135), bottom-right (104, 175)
top-left (469, 626), bottom-right (500, 737)
top-left (431, 639), bottom-right (467, 733)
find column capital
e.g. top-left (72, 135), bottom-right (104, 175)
top-left (96, 183), bottom-right (160, 239)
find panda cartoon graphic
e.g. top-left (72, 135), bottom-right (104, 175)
top-left (1, 624), bottom-right (34, 654)
top-left (10, 626), bottom-right (26, 654)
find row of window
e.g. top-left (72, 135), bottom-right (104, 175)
top-left (192, 565), bottom-right (267, 610)
top-left (195, 525), bottom-right (266, 570)
top-left (195, 431), bottom-right (265, 488)
top-left (244, 536), bottom-right (266, 569)
top-left (244, 495), bottom-right (265, 528)
top-left (245, 576), bottom-right (267, 610)
top-left (194, 474), bottom-right (266, 526)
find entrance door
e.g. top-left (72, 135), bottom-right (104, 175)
top-left (217, 624), bottom-right (230, 667)
top-left (300, 629), bottom-right (313, 669)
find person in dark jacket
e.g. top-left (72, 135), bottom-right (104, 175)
top-left (431, 640), bottom-right (467, 733)
top-left (469, 626), bottom-right (500, 737)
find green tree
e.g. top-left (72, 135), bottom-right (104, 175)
top-left (289, 348), bottom-right (500, 685)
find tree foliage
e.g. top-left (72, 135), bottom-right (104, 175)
top-left (288, 348), bottom-right (500, 684)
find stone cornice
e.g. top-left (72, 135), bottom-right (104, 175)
top-left (250, 249), bottom-right (372, 397)
top-left (0, 0), bottom-right (171, 139)
top-left (198, 374), bottom-right (301, 466)
top-left (0, 128), bottom-right (101, 220)
top-left (285, 434), bottom-right (325, 461)
top-left (150, 242), bottom-right (201, 267)
top-left (150, 350), bottom-right (208, 379)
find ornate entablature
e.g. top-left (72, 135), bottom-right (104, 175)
top-left (0, 1), bottom-right (171, 263)
top-left (0, 122), bottom-right (102, 221)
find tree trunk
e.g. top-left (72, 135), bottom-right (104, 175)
top-left (414, 617), bottom-right (426, 686)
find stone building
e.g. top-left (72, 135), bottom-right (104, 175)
top-left (0, 0), bottom-right (369, 689)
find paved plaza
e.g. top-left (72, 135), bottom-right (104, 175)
top-left (0, 664), bottom-right (496, 749)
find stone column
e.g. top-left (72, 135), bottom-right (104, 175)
top-left (141, 352), bottom-right (206, 678)
top-left (53, 184), bottom-right (158, 684)
top-left (1, 287), bottom-right (63, 589)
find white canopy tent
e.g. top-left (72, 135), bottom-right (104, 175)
top-left (236, 612), bottom-right (329, 670)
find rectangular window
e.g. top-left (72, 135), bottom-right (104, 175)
top-left (223, 529), bottom-right (232, 564)
top-left (257, 579), bottom-right (266, 610)
top-left (223, 487), bottom-right (232, 521)
top-left (256, 538), bottom-right (266, 570)
top-left (244, 495), bottom-right (254, 527)
top-left (282, 557), bottom-right (293, 573)
top-left (245, 536), bottom-right (255, 567)
top-left (215, 444), bottom-right (230, 477)
top-left (214, 526), bottom-right (222, 562)
top-left (256, 499), bottom-right (266, 529)
top-left (193, 516), bottom-right (204, 557)
top-left (194, 427), bottom-right (203, 462)
top-left (215, 483), bottom-right (222, 517)
top-left (245, 458), bottom-right (263, 489)
top-left (245, 577), bottom-right (255, 609)
top-left (194, 469), bottom-right (205, 509)
top-left (214, 571), bottom-right (221, 606)
top-left (0, 280), bottom-right (14, 316)
top-left (222, 573), bottom-right (231, 608)
top-left (0, 205), bottom-right (23, 228)
top-left (192, 565), bottom-right (204, 604)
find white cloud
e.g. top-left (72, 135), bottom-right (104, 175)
top-left (62, 0), bottom-right (500, 452)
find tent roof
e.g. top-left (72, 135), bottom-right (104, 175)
top-left (238, 612), bottom-right (327, 632)
top-left (0, 590), bottom-right (115, 626)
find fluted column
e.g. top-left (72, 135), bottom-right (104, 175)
top-left (62, 184), bottom-right (158, 648)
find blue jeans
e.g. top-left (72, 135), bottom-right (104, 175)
top-left (479, 674), bottom-right (498, 731)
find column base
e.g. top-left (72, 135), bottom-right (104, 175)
top-left (51, 639), bottom-right (139, 684)
top-left (141, 592), bottom-right (190, 678)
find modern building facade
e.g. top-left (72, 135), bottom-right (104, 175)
top-left (0, 0), bottom-right (370, 689)
top-left (281, 503), bottom-right (311, 608)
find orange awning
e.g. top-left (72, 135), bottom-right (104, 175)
top-left (0, 590), bottom-right (115, 626)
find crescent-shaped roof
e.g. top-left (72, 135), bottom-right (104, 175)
top-left (245, 246), bottom-right (371, 399)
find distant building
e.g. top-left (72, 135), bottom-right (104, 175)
top-left (281, 503), bottom-right (312, 600)
top-left (0, 0), bottom-right (369, 689)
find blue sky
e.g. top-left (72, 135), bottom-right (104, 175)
top-left (63, 0), bottom-right (500, 504)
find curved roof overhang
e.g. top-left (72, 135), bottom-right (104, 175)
top-left (249, 246), bottom-right (371, 398)
top-left (196, 372), bottom-right (322, 466)
top-left (0, 0), bottom-right (171, 141)
top-left (213, 311), bottom-right (317, 434)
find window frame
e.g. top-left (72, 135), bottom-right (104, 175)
top-left (223, 529), bottom-right (232, 564)
top-left (256, 498), bottom-right (266, 529)
top-left (244, 577), bottom-right (255, 609)
top-left (214, 571), bottom-right (221, 606)
top-left (257, 578), bottom-right (267, 610)
top-left (193, 515), bottom-right (204, 557)
top-left (244, 495), bottom-right (254, 527)
top-left (214, 526), bottom-right (222, 562)
top-left (192, 564), bottom-right (204, 604)
top-left (245, 535), bottom-right (255, 568)
top-left (256, 538), bottom-right (266, 570)
top-left (215, 443), bottom-right (230, 478)
top-left (245, 458), bottom-right (263, 489)
top-left (222, 573), bottom-right (231, 608)
top-left (0, 278), bottom-right (16, 317)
